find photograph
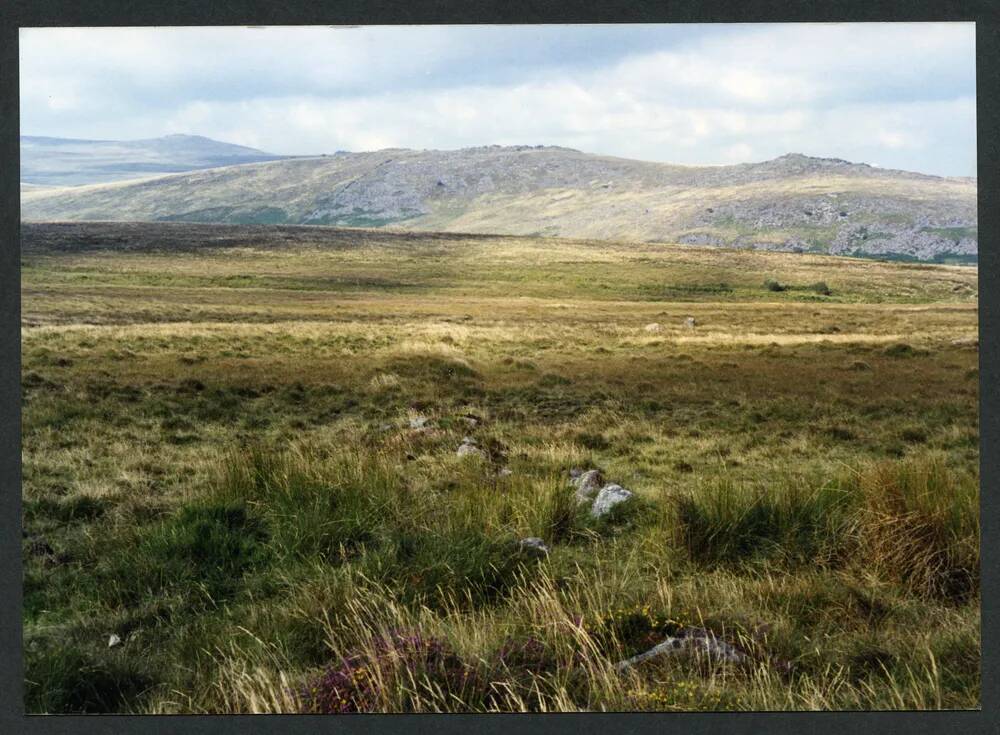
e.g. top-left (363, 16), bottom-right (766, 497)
top-left (18, 22), bottom-right (980, 714)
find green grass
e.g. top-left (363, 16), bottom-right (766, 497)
top-left (673, 475), bottom-right (855, 566)
top-left (21, 224), bottom-right (980, 712)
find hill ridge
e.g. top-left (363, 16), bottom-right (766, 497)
top-left (20, 133), bottom-right (289, 186)
top-left (21, 144), bottom-right (977, 262)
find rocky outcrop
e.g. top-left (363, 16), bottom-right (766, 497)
top-left (828, 224), bottom-right (977, 260)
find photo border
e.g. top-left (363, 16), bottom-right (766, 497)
top-left (2, 2), bottom-right (997, 733)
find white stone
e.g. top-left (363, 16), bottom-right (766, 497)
top-left (457, 440), bottom-right (484, 458)
top-left (590, 484), bottom-right (633, 518)
top-left (518, 537), bottom-right (549, 556)
top-left (615, 627), bottom-right (746, 671)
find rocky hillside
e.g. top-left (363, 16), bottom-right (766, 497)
top-left (21, 145), bottom-right (977, 261)
top-left (21, 134), bottom-right (289, 186)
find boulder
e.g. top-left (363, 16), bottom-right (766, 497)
top-left (457, 438), bottom-right (484, 458)
top-left (409, 416), bottom-right (431, 430)
top-left (684, 316), bottom-right (697, 329)
top-left (591, 484), bottom-right (633, 518)
top-left (108, 634), bottom-right (122, 649)
top-left (517, 537), bottom-right (549, 557)
top-left (571, 469), bottom-right (605, 503)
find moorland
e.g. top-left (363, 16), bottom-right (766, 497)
top-left (21, 221), bottom-right (980, 713)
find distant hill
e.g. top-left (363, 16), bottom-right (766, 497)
top-left (20, 134), bottom-right (289, 186)
top-left (21, 144), bottom-right (977, 261)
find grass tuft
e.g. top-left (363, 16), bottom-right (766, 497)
top-left (850, 454), bottom-right (979, 600)
top-left (673, 476), bottom-right (855, 566)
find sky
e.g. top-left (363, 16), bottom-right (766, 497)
top-left (20, 23), bottom-right (977, 176)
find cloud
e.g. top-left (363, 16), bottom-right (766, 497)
top-left (19, 23), bottom-right (976, 175)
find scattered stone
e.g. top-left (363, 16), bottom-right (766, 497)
top-left (409, 416), bottom-right (431, 430)
top-left (108, 634), bottom-right (122, 649)
top-left (517, 537), bottom-right (549, 557)
top-left (461, 413), bottom-right (483, 427)
top-left (615, 627), bottom-right (746, 671)
top-left (457, 438), bottom-right (484, 458)
top-left (571, 469), bottom-right (605, 504)
top-left (644, 323), bottom-right (663, 333)
top-left (590, 484), bottom-right (633, 518)
top-left (951, 336), bottom-right (978, 348)
top-left (684, 316), bottom-right (697, 329)
top-left (497, 467), bottom-right (513, 478)
top-left (570, 470), bottom-right (635, 516)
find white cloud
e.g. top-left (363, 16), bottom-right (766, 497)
top-left (19, 23), bottom-right (977, 176)
top-left (723, 142), bottom-right (755, 162)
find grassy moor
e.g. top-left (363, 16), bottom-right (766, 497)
top-left (21, 222), bottom-right (979, 713)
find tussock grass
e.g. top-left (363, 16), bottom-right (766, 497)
top-left (672, 456), bottom-right (979, 602)
top-left (850, 454), bottom-right (979, 600)
top-left (215, 444), bottom-right (398, 562)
